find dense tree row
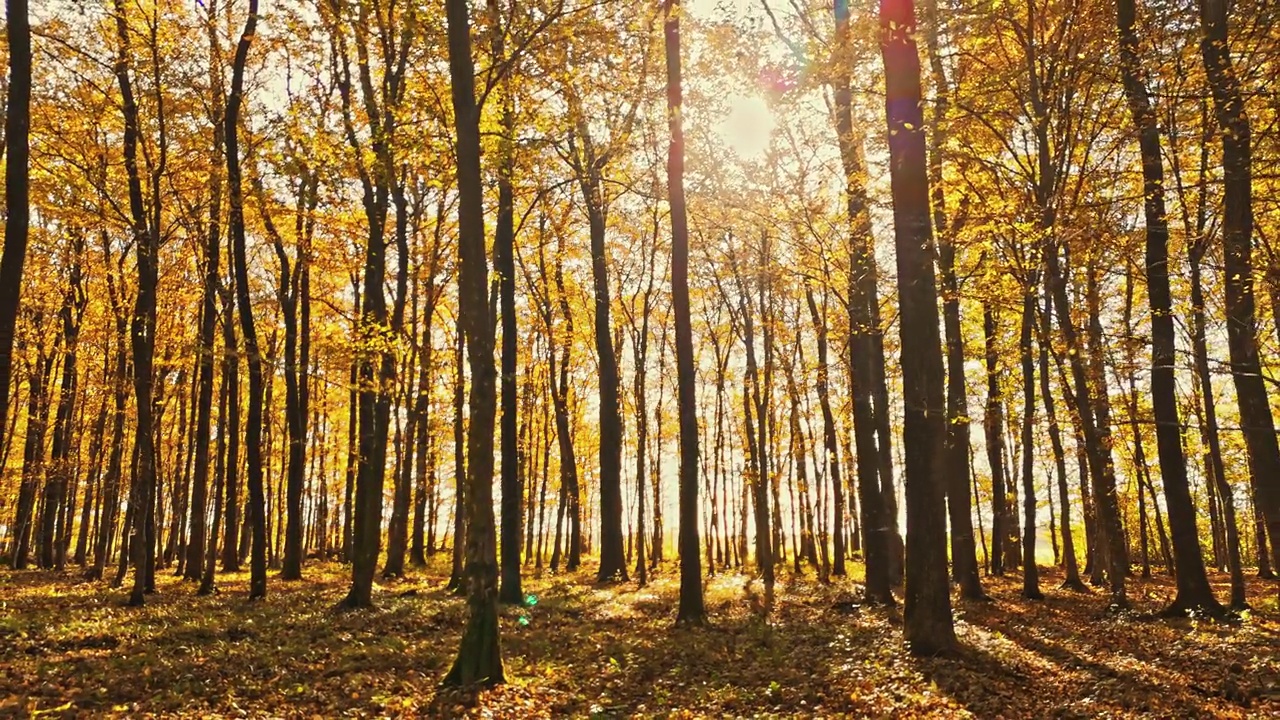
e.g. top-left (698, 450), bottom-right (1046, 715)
top-left (1, 0), bottom-right (1279, 681)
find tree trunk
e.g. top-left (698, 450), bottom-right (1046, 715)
top-left (443, 0), bottom-right (503, 683)
top-left (920, 0), bottom-right (982, 601)
top-left (111, 0), bottom-right (160, 607)
top-left (225, 0), bottom-right (266, 599)
top-left (880, 0), bottom-right (956, 655)
top-left (1019, 286), bottom-right (1043, 599)
top-left (1046, 245), bottom-right (1128, 607)
top-left (1116, 0), bottom-right (1224, 613)
top-left (493, 29), bottom-right (523, 600)
top-left (983, 306), bottom-right (1010, 577)
top-left (0, 0), bottom-right (32, 452)
top-left (664, 0), bottom-right (704, 620)
top-left (1198, 0), bottom-right (1280, 595)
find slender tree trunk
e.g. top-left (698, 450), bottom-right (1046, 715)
top-left (1046, 245), bottom-right (1128, 607)
top-left (12, 347), bottom-right (51, 570)
top-left (443, 0), bottom-right (503, 682)
top-left (580, 188), bottom-right (626, 583)
top-left (341, 284), bottom-right (360, 563)
top-left (805, 286), bottom-right (847, 578)
top-left (448, 326), bottom-right (467, 590)
top-left (198, 345), bottom-right (230, 596)
top-left (1198, 0), bottom-right (1280, 594)
top-left (921, 0), bottom-right (982, 601)
top-left (225, 0), bottom-right (266, 599)
top-left (112, 0), bottom-right (160, 607)
top-left (1117, 0), bottom-right (1224, 613)
top-left (983, 306), bottom-right (1009, 576)
top-left (493, 31), bottom-right (523, 600)
top-left (1036, 290), bottom-right (1083, 589)
top-left (1019, 286), bottom-right (1043, 599)
top-left (880, 0), bottom-right (956, 654)
top-left (42, 245), bottom-right (85, 571)
top-left (0, 0), bottom-right (32, 451)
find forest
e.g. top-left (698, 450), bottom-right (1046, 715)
top-left (1, 0), bottom-right (1279, 715)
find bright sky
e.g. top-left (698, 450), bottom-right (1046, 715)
top-left (717, 94), bottom-right (775, 160)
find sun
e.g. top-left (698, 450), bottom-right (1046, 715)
top-left (717, 93), bottom-right (775, 162)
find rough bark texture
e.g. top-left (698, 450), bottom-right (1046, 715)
top-left (1198, 0), bottom-right (1280, 591)
top-left (879, 0), bottom-right (956, 656)
top-left (1117, 0), bottom-right (1224, 614)
top-left (226, 0), bottom-right (267, 600)
top-left (664, 0), bottom-right (705, 624)
top-left (443, 0), bottom-right (504, 685)
top-left (0, 0), bottom-right (32, 452)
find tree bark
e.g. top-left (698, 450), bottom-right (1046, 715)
top-left (664, 0), bottom-right (705, 621)
top-left (879, 0), bottom-right (956, 655)
top-left (1197, 0), bottom-right (1280, 593)
top-left (0, 0), bottom-right (32, 452)
top-left (443, 0), bottom-right (504, 683)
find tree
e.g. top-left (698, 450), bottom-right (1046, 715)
top-left (443, 0), bottom-right (503, 685)
top-left (493, 0), bottom-right (523, 605)
top-left (1198, 0), bottom-right (1280, 592)
top-left (1117, 0), bottom-right (1223, 615)
top-left (879, 0), bottom-right (956, 655)
top-left (112, 0), bottom-right (161, 607)
top-left (664, 0), bottom-right (705, 626)
top-left (921, 0), bottom-right (984, 602)
top-left (0, 0), bottom-right (32, 455)
top-left (226, 0), bottom-right (267, 600)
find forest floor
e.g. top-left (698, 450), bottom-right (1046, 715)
top-left (1, 559), bottom-right (1278, 718)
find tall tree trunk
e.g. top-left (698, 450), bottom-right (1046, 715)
top-left (341, 282), bottom-right (360, 563)
top-left (921, 0), bottom-right (982, 601)
top-left (272, 171), bottom-right (318, 582)
top-left (42, 242), bottom-right (85, 571)
top-left (1037, 289), bottom-right (1084, 589)
top-left (664, 0), bottom-right (703, 621)
top-left (879, 0), bottom-right (956, 655)
top-left (983, 305), bottom-right (1009, 576)
top-left (112, 0), bottom-right (160, 607)
top-left (0, 0), bottom-right (32, 451)
top-left (226, 0), bottom-right (266, 599)
top-left (1019, 285), bottom-right (1043, 599)
top-left (12, 342), bottom-right (51, 570)
top-left (830, 0), bottom-right (892, 603)
top-left (443, 0), bottom-right (503, 683)
top-left (199, 344), bottom-right (230, 596)
top-left (493, 25), bottom-right (523, 600)
top-left (448, 328), bottom-right (467, 590)
top-left (1045, 245), bottom-right (1128, 607)
top-left (805, 286), bottom-right (847, 578)
top-left (1198, 0), bottom-right (1280, 593)
top-left (75, 389), bottom-right (109, 567)
top-left (1117, 0), bottom-right (1223, 613)
top-left (580, 182), bottom-right (626, 584)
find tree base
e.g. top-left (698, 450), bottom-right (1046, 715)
top-left (862, 588), bottom-right (897, 606)
top-left (337, 587), bottom-right (375, 611)
top-left (675, 612), bottom-right (708, 627)
top-left (442, 604), bottom-right (504, 688)
top-left (905, 633), bottom-right (956, 658)
top-left (1157, 597), bottom-right (1234, 622)
top-left (1060, 577), bottom-right (1089, 593)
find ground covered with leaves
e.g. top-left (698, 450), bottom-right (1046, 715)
top-left (1, 560), bottom-right (1278, 718)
